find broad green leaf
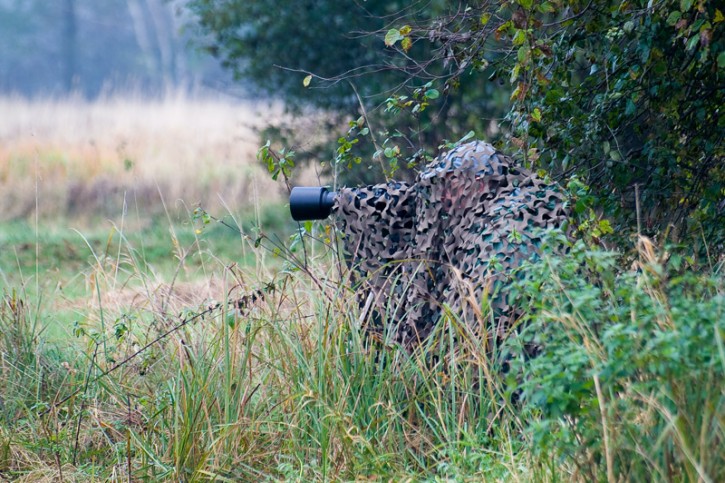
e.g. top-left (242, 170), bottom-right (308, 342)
top-left (425, 89), bottom-right (439, 100)
top-left (718, 51), bottom-right (725, 68)
top-left (517, 46), bottom-right (529, 63)
top-left (666, 11), bottom-right (681, 26)
top-left (597, 219), bottom-right (613, 235)
top-left (459, 130), bottom-right (475, 144)
top-left (518, 0), bottom-right (533, 10)
top-left (401, 36), bottom-right (412, 52)
top-left (686, 33), bottom-right (700, 50)
top-left (680, 0), bottom-right (693, 12)
top-left (302, 74), bottom-right (312, 87)
top-left (513, 29), bottom-right (526, 46)
top-left (539, 2), bottom-right (555, 13)
top-left (480, 13), bottom-right (491, 25)
top-left (510, 63), bottom-right (521, 83)
top-left (531, 107), bottom-right (542, 122)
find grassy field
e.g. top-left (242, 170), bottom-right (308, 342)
top-left (0, 97), bottom-right (723, 481)
top-left (0, 95), bottom-right (292, 225)
top-left (0, 94), bottom-right (294, 333)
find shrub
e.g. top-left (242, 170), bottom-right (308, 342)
top-left (508, 234), bottom-right (725, 481)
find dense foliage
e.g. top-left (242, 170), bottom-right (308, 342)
top-left (189, 0), bottom-right (723, 243)
top-left (409, 0), bottom-right (724, 242)
top-left (510, 233), bottom-right (724, 480)
top-left (187, 0), bottom-right (511, 183)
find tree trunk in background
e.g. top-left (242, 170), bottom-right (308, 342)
top-left (127, 0), bottom-right (159, 85)
top-left (62, 0), bottom-right (76, 93)
top-left (146, 0), bottom-right (176, 90)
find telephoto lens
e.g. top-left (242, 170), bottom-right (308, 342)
top-left (289, 187), bottom-right (337, 221)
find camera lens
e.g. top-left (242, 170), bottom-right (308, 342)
top-left (289, 187), bottom-right (336, 221)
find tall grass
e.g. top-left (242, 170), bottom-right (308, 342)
top-left (0, 217), bottom-right (531, 481)
top-left (0, 96), bottom-right (722, 480)
top-left (1, 220), bottom-right (721, 481)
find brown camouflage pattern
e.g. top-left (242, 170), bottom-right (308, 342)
top-left (334, 141), bottom-right (569, 348)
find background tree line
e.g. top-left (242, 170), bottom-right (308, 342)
top-left (0, 0), bottom-right (230, 97)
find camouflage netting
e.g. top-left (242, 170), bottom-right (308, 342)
top-left (334, 141), bottom-right (569, 349)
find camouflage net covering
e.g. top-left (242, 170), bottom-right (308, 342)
top-left (334, 141), bottom-right (569, 348)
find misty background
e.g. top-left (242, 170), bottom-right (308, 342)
top-left (0, 0), bottom-right (237, 98)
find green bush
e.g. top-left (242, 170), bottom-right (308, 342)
top-left (508, 233), bottom-right (725, 481)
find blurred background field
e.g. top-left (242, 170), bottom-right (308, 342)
top-left (0, 0), bottom-right (303, 330)
top-left (0, 95), bottom-right (283, 222)
top-left (0, 94), bottom-right (300, 343)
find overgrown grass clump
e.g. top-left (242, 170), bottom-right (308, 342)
top-left (0, 227), bottom-right (722, 481)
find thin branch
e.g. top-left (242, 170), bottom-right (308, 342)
top-left (349, 80), bottom-right (388, 180)
top-left (41, 302), bottom-right (222, 416)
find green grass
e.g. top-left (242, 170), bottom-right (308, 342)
top-left (0, 203), bottom-right (292, 341)
top-left (0, 214), bottom-right (722, 481)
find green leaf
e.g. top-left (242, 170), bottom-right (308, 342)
top-left (666, 11), bottom-right (682, 26)
top-left (384, 28), bottom-right (403, 47)
top-left (539, 2), bottom-right (555, 13)
top-left (302, 74), bottom-right (312, 87)
top-left (510, 63), bottom-right (521, 83)
top-left (686, 33), bottom-right (700, 50)
top-left (531, 107), bottom-right (542, 122)
top-left (513, 29), bottom-right (526, 46)
top-left (680, 0), bottom-right (693, 12)
top-left (597, 219), bottom-right (613, 235)
top-left (401, 36), bottom-right (412, 52)
top-left (455, 131), bottom-right (476, 147)
top-left (517, 46), bottom-right (529, 63)
top-left (425, 88), bottom-right (439, 100)
top-left (480, 13), bottom-right (491, 25)
top-left (718, 51), bottom-right (725, 69)
top-left (518, 0), bottom-right (533, 9)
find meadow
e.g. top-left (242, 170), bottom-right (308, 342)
top-left (0, 95), bottom-right (290, 333)
top-left (0, 96), bottom-right (723, 481)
